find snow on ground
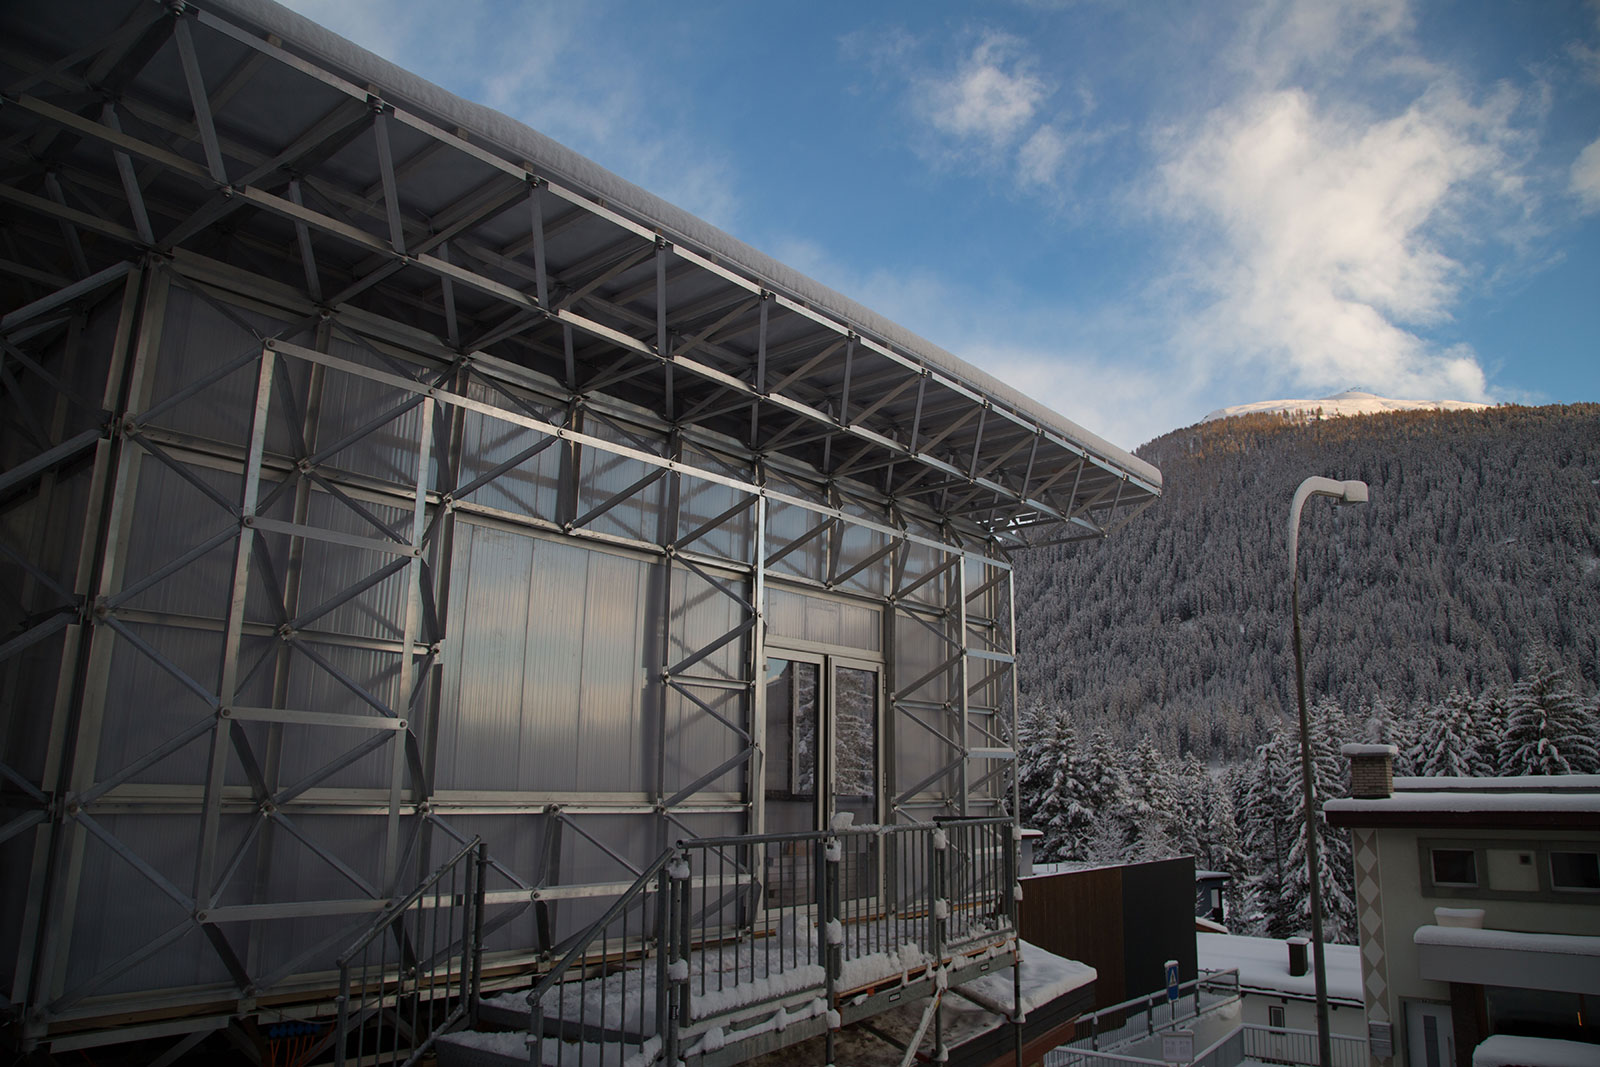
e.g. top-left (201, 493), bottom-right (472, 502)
top-left (1197, 933), bottom-right (1362, 1001)
top-left (1202, 390), bottom-right (1488, 423)
top-left (1472, 1034), bottom-right (1600, 1067)
top-left (743, 940), bottom-right (1094, 1067)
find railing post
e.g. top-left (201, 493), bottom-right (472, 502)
top-left (823, 834), bottom-right (840, 1067)
top-left (528, 990), bottom-right (545, 1067)
top-left (334, 965), bottom-right (350, 1067)
top-left (470, 842), bottom-right (487, 1029)
top-left (655, 864), bottom-right (671, 1063)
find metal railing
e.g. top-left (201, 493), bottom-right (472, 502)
top-left (524, 817), bottom-right (1017, 1066)
top-left (1054, 969), bottom-right (1241, 1056)
top-left (1242, 1023), bottom-right (1368, 1067)
top-left (333, 837), bottom-right (488, 1067)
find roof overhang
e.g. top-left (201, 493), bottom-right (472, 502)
top-left (0, 0), bottom-right (1161, 552)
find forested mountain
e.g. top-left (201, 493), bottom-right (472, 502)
top-left (1014, 403), bottom-right (1600, 759)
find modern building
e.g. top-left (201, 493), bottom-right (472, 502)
top-left (0, 0), bottom-right (1159, 1061)
top-left (1325, 747), bottom-right (1600, 1067)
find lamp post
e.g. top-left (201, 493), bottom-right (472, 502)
top-left (1288, 476), bottom-right (1368, 1067)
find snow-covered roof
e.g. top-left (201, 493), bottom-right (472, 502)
top-left (1395, 775), bottom-right (1600, 793)
top-left (1473, 1034), bottom-right (1600, 1067)
top-left (1326, 787), bottom-right (1600, 829)
top-left (1414, 925), bottom-right (1600, 958)
top-left (1196, 934), bottom-right (1362, 1002)
top-left (118, 0), bottom-right (1164, 543)
top-left (1341, 743), bottom-right (1399, 757)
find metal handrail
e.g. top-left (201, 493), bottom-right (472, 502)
top-left (518, 817), bottom-right (1017, 1066)
top-left (333, 837), bottom-right (487, 1067)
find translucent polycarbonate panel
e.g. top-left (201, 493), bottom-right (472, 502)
top-left (435, 523), bottom-right (660, 795)
top-left (834, 523), bottom-right (889, 597)
top-left (673, 442), bottom-right (754, 564)
top-left (252, 812), bottom-right (391, 976)
top-left (766, 587), bottom-right (881, 653)
top-left (61, 814), bottom-right (243, 996)
top-left (286, 490), bottom-right (417, 643)
top-left (892, 612), bottom-right (957, 803)
top-left (456, 418), bottom-right (562, 520)
top-left (142, 283), bottom-right (314, 458)
top-left (112, 458), bottom-right (245, 619)
top-left (763, 500), bottom-right (824, 584)
top-left (94, 619), bottom-right (226, 787)
top-left (573, 413), bottom-right (666, 544)
top-left (312, 329), bottom-right (433, 489)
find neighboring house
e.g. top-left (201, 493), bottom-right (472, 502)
top-left (1196, 933), bottom-right (1365, 1037)
top-left (1325, 747), bottom-right (1600, 1067)
top-left (0, 0), bottom-right (1158, 1061)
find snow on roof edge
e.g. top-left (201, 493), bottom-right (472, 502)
top-left (205, 0), bottom-right (1160, 490)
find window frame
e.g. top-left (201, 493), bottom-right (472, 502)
top-left (1429, 847), bottom-right (1479, 889)
top-left (1548, 850), bottom-right (1600, 893)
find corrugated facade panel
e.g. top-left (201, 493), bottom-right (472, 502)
top-left (143, 283), bottom-right (313, 458)
top-left (63, 814), bottom-right (241, 997)
top-left (766, 588), bottom-right (882, 654)
top-left (314, 331), bottom-right (428, 488)
top-left (574, 415), bottom-right (665, 544)
top-left (455, 396), bottom-right (563, 522)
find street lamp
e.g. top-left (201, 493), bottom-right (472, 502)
top-left (1288, 476), bottom-right (1368, 1067)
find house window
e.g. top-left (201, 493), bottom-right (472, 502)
top-left (1268, 1005), bottom-right (1285, 1029)
top-left (1549, 851), bottom-right (1600, 892)
top-left (1431, 849), bottom-right (1478, 887)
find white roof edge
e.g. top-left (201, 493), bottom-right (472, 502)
top-left (1414, 925), bottom-right (1600, 957)
top-left (204, 0), bottom-right (1160, 492)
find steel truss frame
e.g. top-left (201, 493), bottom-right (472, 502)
top-left (0, 253), bottom-right (1024, 1045)
top-left (0, 0), bottom-right (1155, 1049)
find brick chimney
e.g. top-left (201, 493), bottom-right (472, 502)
top-left (1341, 743), bottom-right (1397, 799)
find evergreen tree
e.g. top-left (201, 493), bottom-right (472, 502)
top-left (1409, 690), bottom-right (1491, 777)
top-left (1499, 647), bottom-right (1599, 775)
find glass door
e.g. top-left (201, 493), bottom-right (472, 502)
top-left (763, 652), bottom-right (883, 832)
top-left (763, 654), bottom-right (822, 835)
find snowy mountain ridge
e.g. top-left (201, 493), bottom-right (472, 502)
top-left (1201, 389), bottom-right (1489, 424)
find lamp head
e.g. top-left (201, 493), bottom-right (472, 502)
top-left (1340, 480), bottom-right (1369, 505)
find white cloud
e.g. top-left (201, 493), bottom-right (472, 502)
top-left (1017, 126), bottom-right (1070, 187)
top-left (1149, 62), bottom-right (1532, 405)
top-left (1572, 136), bottom-right (1600, 212)
top-left (1231, 0), bottom-right (1414, 88)
top-left (918, 33), bottom-right (1049, 147)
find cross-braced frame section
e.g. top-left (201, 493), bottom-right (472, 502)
top-left (0, 256), bottom-right (1029, 1042)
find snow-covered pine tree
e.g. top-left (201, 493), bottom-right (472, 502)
top-left (1361, 696), bottom-right (1417, 776)
top-left (1278, 700), bottom-right (1356, 943)
top-left (1123, 735), bottom-right (1180, 859)
top-left (1238, 728), bottom-right (1297, 939)
top-left (1409, 689), bottom-right (1491, 778)
top-left (1018, 709), bottom-right (1069, 860)
top-left (1499, 646), bottom-right (1598, 775)
top-left (1080, 726), bottom-right (1130, 864)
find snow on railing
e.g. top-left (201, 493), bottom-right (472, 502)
top-left (521, 818), bottom-right (1017, 1065)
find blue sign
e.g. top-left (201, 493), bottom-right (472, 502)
top-left (1165, 959), bottom-right (1180, 1002)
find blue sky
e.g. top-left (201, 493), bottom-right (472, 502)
top-left (279, 0), bottom-right (1600, 449)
